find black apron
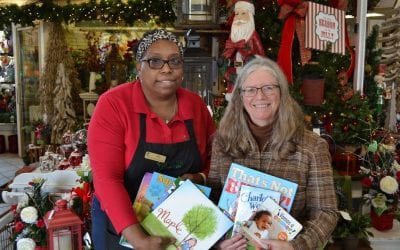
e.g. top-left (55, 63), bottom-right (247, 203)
top-left (98, 113), bottom-right (202, 249)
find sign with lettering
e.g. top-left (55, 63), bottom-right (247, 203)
top-left (305, 2), bottom-right (345, 55)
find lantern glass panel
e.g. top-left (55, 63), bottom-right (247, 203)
top-left (183, 57), bottom-right (214, 106)
top-left (176, 0), bottom-right (218, 28)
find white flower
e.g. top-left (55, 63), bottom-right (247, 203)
top-left (393, 160), bottom-right (400, 171)
top-left (379, 143), bottom-right (396, 152)
top-left (380, 176), bottom-right (399, 194)
top-left (17, 238), bottom-right (36, 250)
top-left (20, 206), bottom-right (38, 224)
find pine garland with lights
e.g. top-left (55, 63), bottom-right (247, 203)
top-left (0, 0), bottom-right (176, 28)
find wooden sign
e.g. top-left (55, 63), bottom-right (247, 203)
top-left (305, 2), bottom-right (345, 55)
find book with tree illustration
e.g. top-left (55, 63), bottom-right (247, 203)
top-left (231, 184), bottom-right (281, 238)
top-left (121, 173), bottom-right (212, 248)
top-left (218, 163), bottom-right (298, 218)
top-left (133, 172), bottom-right (212, 222)
top-left (140, 180), bottom-right (233, 250)
top-left (240, 197), bottom-right (303, 250)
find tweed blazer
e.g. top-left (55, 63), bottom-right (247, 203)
top-left (209, 129), bottom-right (338, 250)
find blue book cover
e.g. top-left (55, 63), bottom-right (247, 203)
top-left (141, 180), bottom-right (233, 250)
top-left (145, 172), bottom-right (211, 210)
top-left (218, 163), bottom-right (298, 217)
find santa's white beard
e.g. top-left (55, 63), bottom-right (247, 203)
top-left (230, 18), bottom-right (255, 42)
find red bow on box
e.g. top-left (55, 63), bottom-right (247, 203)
top-left (277, 0), bottom-right (312, 84)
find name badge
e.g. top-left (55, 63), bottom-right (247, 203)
top-left (144, 151), bottom-right (166, 163)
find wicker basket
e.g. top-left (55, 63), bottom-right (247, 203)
top-left (0, 222), bottom-right (14, 250)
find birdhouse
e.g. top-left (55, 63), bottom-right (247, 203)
top-left (175, 0), bottom-right (218, 28)
top-left (44, 199), bottom-right (83, 250)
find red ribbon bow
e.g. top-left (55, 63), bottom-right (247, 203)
top-left (223, 39), bottom-right (252, 60)
top-left (72, 181), bottom-right (92, 203)
top-left (277, 0), bottom-right (312, 84)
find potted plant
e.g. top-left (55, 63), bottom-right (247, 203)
top-left (300, 62), bottom-right (325, 106)
top-left (332, 212), bottom-right (373, 249)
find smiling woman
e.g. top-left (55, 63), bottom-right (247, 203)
top-left (88, 28), bottom-right (215, 250)
top-left (209, 56), bottom-right (338, 250)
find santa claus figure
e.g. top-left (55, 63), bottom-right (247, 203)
top-left (222, 0), bottom-right (265, 100)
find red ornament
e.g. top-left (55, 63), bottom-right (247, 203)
top-left (342, 125), bottom-right (349, 132)
top-left (352, 121), bottom-right (358, 126)
top-left (69, 150), bottom-right (83, 167)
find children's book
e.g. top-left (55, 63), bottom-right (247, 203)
top-left (132, 172), bottom-right (153, 222)
top-left (140, 180), bottom-right (233, 250)
top-left (231, 185), bottom-right (281, 238)
top-left (133, 172), bottom-right (212, 222)
top-left (218, 163), bottom-right (298, 217)
top-left (240, 197), bottom-right (303, 250)
top-left (122, 173), bottom-right (213, 248)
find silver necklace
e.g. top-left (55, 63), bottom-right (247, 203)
top-left (165, 100), bottom-right (177, 124)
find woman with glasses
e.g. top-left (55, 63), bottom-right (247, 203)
top-left (209, 56), bottom-right (337, 250)
top-left (88, 29), bottom-right (215, 249)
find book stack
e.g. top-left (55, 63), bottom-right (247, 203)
top-left (218, 163), bottom-right (303, 249)
top-left (120, 172), bottom-right (233, 250)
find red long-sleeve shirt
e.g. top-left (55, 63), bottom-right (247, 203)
top-left (88, 81), bottom-right (216, 233)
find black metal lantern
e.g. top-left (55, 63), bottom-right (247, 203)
top-left (183, 30), bottom-right (216, 106)
top-left (175, 0), bottom-right (218, 28)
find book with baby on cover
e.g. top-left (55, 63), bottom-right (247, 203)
top-left (231, 184), bottom-right (281, 238)
top-left (141, 180), bottom-right (233, 250)
top-left (240, 197), bottom-right (303, 250)
top-left (218, 163), bottom-right (298, 218)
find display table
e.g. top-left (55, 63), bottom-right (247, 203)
top-left (368, 220), bottom-right (400, 250)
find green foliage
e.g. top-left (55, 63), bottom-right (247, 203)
top-left (333, 212), bottom-right (373, 240)
top-left (0, 0), bottom-right (176, 28)
top-left (25, 179), bottom-right (53, 218)
top-left (12, 178), bottom-right (53, 247)
top-left (329, 93), bottom-right (375, 145)
top-left (182, 205), bottom-right (217, 241)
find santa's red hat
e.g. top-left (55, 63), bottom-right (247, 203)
top-left (234, 0), bottom-right (255, 16)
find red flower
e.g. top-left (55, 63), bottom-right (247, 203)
top-left (36, 218), bottom-right (45, 228)
top-left (361, 177), bottom-right (372, 188)
top-left (14, 221), bottom-right (25, 232)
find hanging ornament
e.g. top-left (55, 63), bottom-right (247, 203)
top-left (365, 64), bottom-right (372, 75)
top-left (342, 125), bottom-right (349, 132)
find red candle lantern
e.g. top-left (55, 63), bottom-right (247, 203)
top-left (44, 199), bottom-right (83, 250)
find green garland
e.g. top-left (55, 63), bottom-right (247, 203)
top-left (0, 0), bottom-right (381, 31)
top-left (0, 0), bottom-right (176, 29)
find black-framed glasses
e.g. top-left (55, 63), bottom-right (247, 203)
top-left (141, 57), bottom-right (184, 69)
top-left (241, 85), bottom-right (280, 97)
